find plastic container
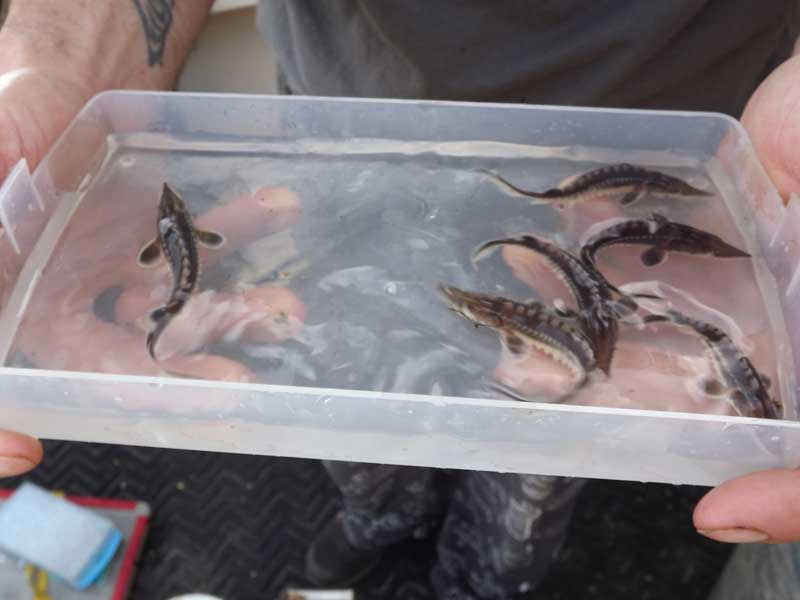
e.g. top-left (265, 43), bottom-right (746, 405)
top-left (1, 91), bottom-right (800, 486)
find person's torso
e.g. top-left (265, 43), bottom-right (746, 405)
top-left (257, 0), bottom-right (799, 115)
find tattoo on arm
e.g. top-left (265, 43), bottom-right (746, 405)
top-left (131, 0), bottom-right (175, 67)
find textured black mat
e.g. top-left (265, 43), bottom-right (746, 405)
top-left (6, 441), bottom-right (731, 600)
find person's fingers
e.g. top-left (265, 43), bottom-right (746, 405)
top-left (162, 354), bottom-right (256, 383)
top-left (694, 469), bottom-right (800, 543)
top-left (493, 351), bottom-right (577, 399)
top-left (115, 285), bottom-right (306, 357)
top-left (106, 186), bottom-right (306, 358)
top-left (591, 249), bottom-right (767, 340)
top-left (55, 352), bottom-right (257, 415)
top-left (0, 67), bottom-right (95, 183)
top-left (17, 311), bottom-right (256, 382)
top-left (195, 186), bottom-right (302, 248)
top-left (56, 184), bottom-right (301, 293)
top-left (112, 186), bottom-right (301, 309)
top-left (0, 430), bottom-right (43, 477)
top-left (237, 286), bottom-right (307, 344)
top-left (492, 334), bottom-right (734, 414)
top-left (17, 312), bottom-right (258, 417)
top-left (14, 185), bottom-right (303, 370)
top-left (495, 199), bottom-right (778, 411)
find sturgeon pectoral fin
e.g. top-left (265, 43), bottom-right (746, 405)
top-left (610, 296), bottom-right (639, 319)
top-left (619, 184), bottom-right (646, 206)
top-left (149, 306), bottom-right (169, 322)
top-left (631, 292), bottom-right (664, 301)
top-left (641, 246), bottom-right (666, 267)
top-left (137, 239), bottom-right (162, 267)
top-left (700, 378), bottom-right (726, 396)
top-left (197, 229), bottom-right (225, 249)
top-left (503, 332), bottom-right (525, 355)
top-left (552, 298), bottom-right (579, 319)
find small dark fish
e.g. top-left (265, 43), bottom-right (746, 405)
top-left (581, 213), bottom-right (750, 268)
top-left (473, 234), bottom-right (649, 375)
top-left (481, 163), bottom-right (713, 207)
top-left (439, 284), bottom-right (597, 389)
top-left (644, 309), bottom-right (781, 420)
top-left (138, 183), bottom-right (225, 360)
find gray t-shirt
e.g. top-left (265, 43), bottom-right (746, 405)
top-left (257, 0), bottom-right (799, 116)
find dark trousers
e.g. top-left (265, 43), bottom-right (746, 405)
top-left (283, 65), bottom-right (585, 599)
top-left (324, 461), bottom-right (585, 599)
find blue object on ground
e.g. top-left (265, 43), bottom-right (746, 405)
top-left (0, 482), bottom-right (123, 589)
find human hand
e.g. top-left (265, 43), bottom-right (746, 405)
top-left (0, 35), bottom-right (110, 470)
top-left (0, 430), bottom-right (42, 478)
top-left (0, 39), bottom-right (298, 382)
top-left (693, 469), bottom-right (800, 543)
top-left (0, 38), bottom-right (99, 181)
top-left (0, 0), bottom-right (216, 470)
top-left (740, 54), bottom-right (800, 202)
top-left (686, 55), bottom-right (800, 545)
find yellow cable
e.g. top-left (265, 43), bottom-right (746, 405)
top-left (24, 565), bottom-right (52, 600)
top-left (22, 490), bottom-right (63, 600)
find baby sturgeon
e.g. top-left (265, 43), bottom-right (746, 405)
top-left (138, 183), bottom-right (225, 360)
top-left (645, 309), bottom-right (781, 420)
top-left (581, 213), bottom-right (750, 268)
top-left (473, 234), bottom-right (645, 375)
top-left (439, 284), bottom-right (597, 390)
top-left (482, 163), bottom-right (712, 207)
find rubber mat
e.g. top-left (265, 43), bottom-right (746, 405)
top-left (6, 441), bottom-right (731, 600)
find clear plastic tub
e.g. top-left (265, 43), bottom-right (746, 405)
top-left (1, 90), bottom-right (799, 486)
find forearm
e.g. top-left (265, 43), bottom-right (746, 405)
top-left (0, 0), bottom-right (213, 92)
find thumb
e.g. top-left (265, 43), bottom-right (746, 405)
top-left (740, 55), bottom-right (800, 202)
top-left (694, 469), bottom-right (800, 543)
top-left (0, 430), bottom-right (43, 477)
top-left (0, 67), bottom-right (94, 182)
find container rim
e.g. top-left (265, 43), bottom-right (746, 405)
top-left (5, 365), bottom-right (798, 430)
top-left (82, 89), bottom-right (745, 132)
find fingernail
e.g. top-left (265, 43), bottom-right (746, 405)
top-left (0, 456), bottom-right (35, 477)
top-left (697, 528), bottom-right (769, 543)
